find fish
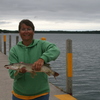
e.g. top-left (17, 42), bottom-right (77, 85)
top-left (4, 63), bottom-right (59, 78)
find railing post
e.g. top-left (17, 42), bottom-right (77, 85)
top-left (16, 36), bottom-right (19, 44)
top-left (66, 39), bottom-right (73, 95)
top-left (9, 35), bottom-right (11, 51)
top-left (3, 35), bottom-right (6, 55)
top-left (0, 35), bottom-right (2, 52)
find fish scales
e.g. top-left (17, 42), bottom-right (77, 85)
top-left (4, 63), bottom-right (59, 78)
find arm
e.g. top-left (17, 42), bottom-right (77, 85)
top-left (8, 47), bottom-right (25, 79)
top-left (32, 40), bottom-right (60, 70)
top-left (40, 41), bottom-right (60, 63)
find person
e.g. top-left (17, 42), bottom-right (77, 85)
top-left (8, 19), bottom-right (60, 100)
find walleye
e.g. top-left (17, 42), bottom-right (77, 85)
top-left (4, 63), bottom-right (59, 78)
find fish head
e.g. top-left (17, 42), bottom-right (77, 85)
top-left (4, 63), bottom-right (19, 70)
top-left (4, 64), bottom-right (10, 69)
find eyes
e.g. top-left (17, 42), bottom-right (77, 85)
top-left (20, 28), bottom-right (33, 32)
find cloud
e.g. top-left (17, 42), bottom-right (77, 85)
top-left (0, 0), bottom-right (100, 30)
top-left (0, 21), bottom-right (10, 24)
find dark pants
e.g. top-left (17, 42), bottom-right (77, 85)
top-left (12, 94), bottom-right (49, 100)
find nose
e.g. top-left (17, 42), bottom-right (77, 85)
top-left (24, 29), bottom-right (29, 31)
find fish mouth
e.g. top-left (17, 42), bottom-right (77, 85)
top-left (4, 65), bottom-right (8, 67)
top-left (4, 64), bottom-right (13, 67)
top-left (4, 65), bottom-right (9, 69)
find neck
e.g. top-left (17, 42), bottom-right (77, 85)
top-left (22, 40), bottom-right (33, 46)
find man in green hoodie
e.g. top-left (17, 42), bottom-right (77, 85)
top-left (8, 19), bottom-right (60, 100)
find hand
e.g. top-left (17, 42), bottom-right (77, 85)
top-left (19, 67), bottom-right (26, 73)
top-left (32, 59), bottom-right (44, 71)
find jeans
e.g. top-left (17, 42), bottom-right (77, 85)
top-left (12, 94), bottom-right (49, 100)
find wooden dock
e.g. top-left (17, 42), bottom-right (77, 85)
top-left (0, 52), bottom-right (77, 100)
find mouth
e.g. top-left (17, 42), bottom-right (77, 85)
top-left (20, 33), bottom-right (33, 40)
top-left (22, 34), bottom-right (31, 39)
top-left (23, 34), bottom-right (30, 36)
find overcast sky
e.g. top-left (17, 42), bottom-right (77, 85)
top-left (0, 0), bottom-right (100, 31)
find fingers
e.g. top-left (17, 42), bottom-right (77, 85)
top-left (19, 67), bottom-right (26, 73)
top-left (20, 62), bottom-right (24, 64)
top-left (32, 59), bottom-right (44, 71)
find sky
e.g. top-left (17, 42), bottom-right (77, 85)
top-left (0, 0), bottom-right (100, 31)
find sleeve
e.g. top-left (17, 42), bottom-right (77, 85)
top-left (8, 47), bottom-right (25, 79)
top-left (40, 41), bottom-right (60, 63)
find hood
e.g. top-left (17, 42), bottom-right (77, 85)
top-left (17, 39), bottom-right (40, 48)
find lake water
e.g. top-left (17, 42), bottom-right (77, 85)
top-left (0, 33), bottom-right (100, 100)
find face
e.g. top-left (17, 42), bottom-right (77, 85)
top-left (19, 23), bottom-right (34, 42)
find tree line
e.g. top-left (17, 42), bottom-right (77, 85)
top-left (0, 29), bottom-right (100, 34)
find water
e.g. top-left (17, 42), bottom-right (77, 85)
top-left (0, 33), bottom-right (100, 100)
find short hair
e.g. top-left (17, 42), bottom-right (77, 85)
top-left (18, 19), bottom-right (35, 31)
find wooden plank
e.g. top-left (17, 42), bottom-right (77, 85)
top-left (0, 52), bottom-right (12, 100)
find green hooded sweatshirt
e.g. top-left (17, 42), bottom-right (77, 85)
top-left (8, 39), bottom-right (60, 96)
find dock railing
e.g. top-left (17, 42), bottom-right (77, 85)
top-left (0, 35), bottom-right (19, 54)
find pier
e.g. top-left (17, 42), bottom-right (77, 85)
top-left (0, 35), bottom-right (77, 100)
top-left (0, 52), bottom-right (77, 100)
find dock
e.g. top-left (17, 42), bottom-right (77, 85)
top-left (0, 52), bottom-right (77, 100)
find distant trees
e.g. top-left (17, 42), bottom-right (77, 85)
top-left (0, 29), bottom-right (100, 34)
top-left (0, 29), bottom-right (18, 33)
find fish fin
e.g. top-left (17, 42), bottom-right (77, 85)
top-left (14, 68), bottom-right (20, 76)
top-left (44, 64), bottom-right (51, 68)
top-left (46, 72), bottom-right (51, 76)
top-left (14, 70), bottom-right (19, 76)
top-left (31, 71), bottom-right (36, 78)
top-left (54, 72), bottom-right (59, 79)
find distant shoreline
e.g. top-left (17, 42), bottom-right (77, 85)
top-left (0, 29), bottom-right (100, 34)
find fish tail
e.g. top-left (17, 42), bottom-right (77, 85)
top-left (54, 72), bottom-right (59, 78)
